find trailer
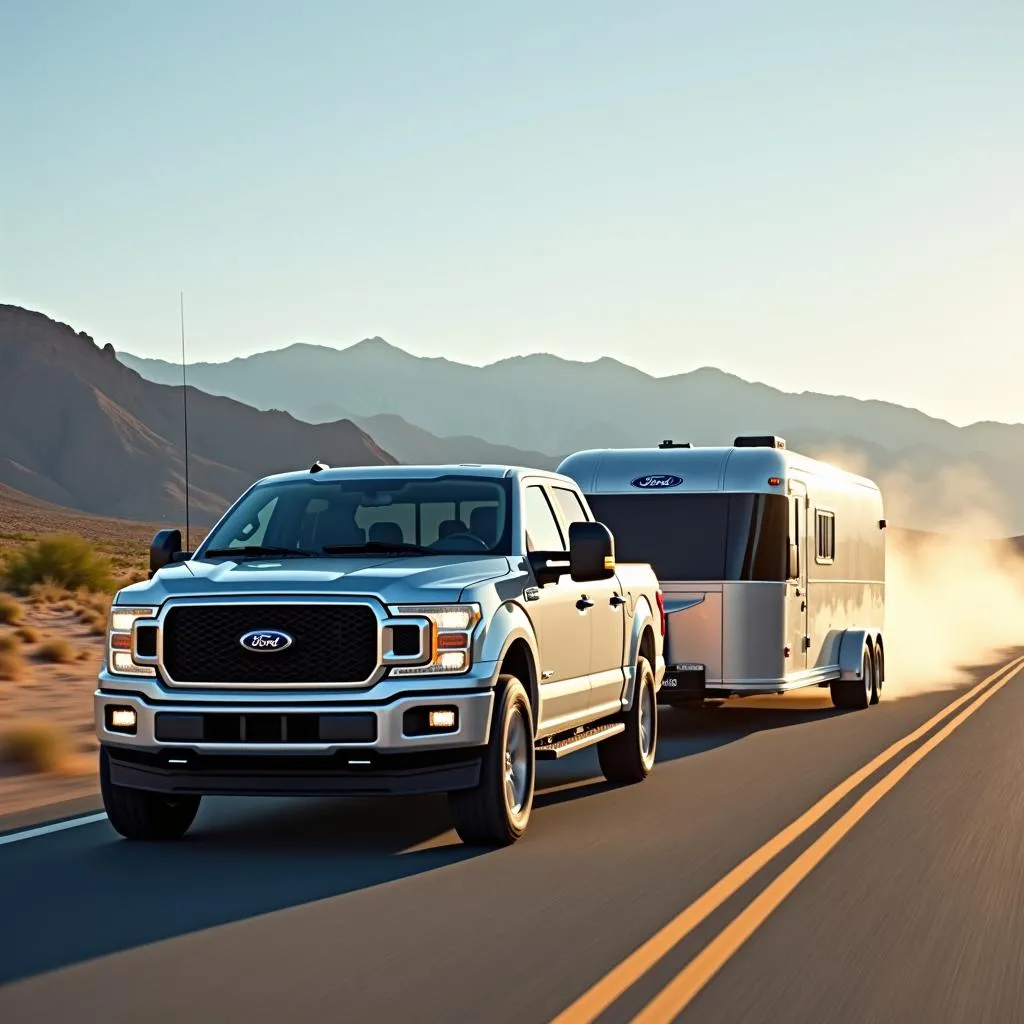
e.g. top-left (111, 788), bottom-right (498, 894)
top-left (557, 435), bottom-right (886, 711)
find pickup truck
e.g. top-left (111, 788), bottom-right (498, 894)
top-left (96, 463), bottom-right (666, 846)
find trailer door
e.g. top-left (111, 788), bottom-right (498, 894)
top-left (785, 482), bottom-right (809, 673)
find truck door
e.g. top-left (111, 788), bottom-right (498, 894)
top-left (785, 482), bottom-right (809, 674)
top-left (523, 484), bottom-right (594, 731)
top-left (550, 484), bottom-right (625, 718)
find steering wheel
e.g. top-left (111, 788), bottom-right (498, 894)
top-left (432, 532), bottom-right (490, 552)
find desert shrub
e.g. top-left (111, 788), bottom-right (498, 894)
top-left (37, 638), bottom-right (75, 664)
top-left (16, 625), bottom-right (41, 644)
top-left (0, 595), bottom-right (23, 624)
top-left (3, 535), bottom-right (114, 595)
top-left (0, 646), bottom-right (26, 681)
top-left (27, 581), bottom-right (70, 605)
top-left (0, 721), bottom-right (70, 773)
top-left (0, 633), bottom-right (19, 653)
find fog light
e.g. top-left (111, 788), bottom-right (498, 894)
top-left (106, 706), bottom-right (138, 734)
top-left (437, 651), bottom-right (467, 671)
top-left (429, 709), bottom-right (457, 729)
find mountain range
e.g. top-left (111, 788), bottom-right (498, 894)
top-left (0, 306), bottom-right (393, 523)
top-left (1, 303), bottom-right (1019, 534)
top-left (120, 339), bottom-right (1024, 534)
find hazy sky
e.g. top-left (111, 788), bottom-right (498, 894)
top-left (2, 1), bottom-right (1021, 427)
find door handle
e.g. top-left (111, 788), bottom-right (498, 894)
top-left (576, 597), bottom-right (594, 611)
top-left (610, 594), bottom-right (626, 607)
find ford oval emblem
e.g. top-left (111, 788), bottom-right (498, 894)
top-left (630, 474), bottom-right (684, 489)
top-left (239, 629), bottom-right (294, 652)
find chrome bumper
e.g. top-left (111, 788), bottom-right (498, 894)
top-left (95, 668), bottom-right (497, 756)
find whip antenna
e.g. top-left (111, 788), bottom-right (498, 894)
top-left (180, 290), bottom-right (191, 550)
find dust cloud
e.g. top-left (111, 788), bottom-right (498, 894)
top-left (816, 445), bottom-right (1024, 696)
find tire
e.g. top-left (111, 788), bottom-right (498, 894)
top-left (598, 655), bottom-right (658, 784)
top-left (871, 644), bottom-right (883, 704)
top-left (99, 746), bottom-right (201, 841)
top-left (829, 643), bottom-right (874, 711)
top-left (448, 675), bottom-right (535, 846)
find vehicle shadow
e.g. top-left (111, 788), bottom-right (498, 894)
top-left (533, 691), bottom-right (847, 810)
top-left (0, 790), bottom-right (476, 985)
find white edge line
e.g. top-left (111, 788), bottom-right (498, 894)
top-left (0, 812), bottom-right (109, 846)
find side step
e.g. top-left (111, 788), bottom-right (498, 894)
top-left (535, 721), bottom-right (625, 760)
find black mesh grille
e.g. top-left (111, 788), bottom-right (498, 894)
top-left (162, 604), bottom-right (379, 684)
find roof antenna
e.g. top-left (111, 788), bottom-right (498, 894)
top-left (180, 290), bottom-right (191, 550)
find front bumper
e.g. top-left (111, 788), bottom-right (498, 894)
top-left (103, 744), bottom-right (484, 797)
top-left (95, 661), bottom-right (498, 795)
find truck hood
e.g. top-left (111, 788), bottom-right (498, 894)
top-left (117, 554), bottom-right (514, 607)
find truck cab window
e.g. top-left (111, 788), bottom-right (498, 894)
top-left (525, 485), bottom-right (566, 552)
top-left (552, 486), bottom-right (590, 528)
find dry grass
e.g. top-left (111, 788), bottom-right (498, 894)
top-left (0, 649), bottom-right (24, 680)
top-left (16, 625), bottom-right (41, 643)
top-left (36, 638), bottom-right (75, 664)
top-left (0, 594), bottom-right (22, 624)
top-left (0, 721), bottom-right (73, 774)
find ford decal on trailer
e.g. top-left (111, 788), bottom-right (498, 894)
top-left (630, 475), bottom-right (683, 489)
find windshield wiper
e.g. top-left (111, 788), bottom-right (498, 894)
top-left (321, 541), bottom-right (434, 556)
top-left (202, 545), bottom-right (321, 558)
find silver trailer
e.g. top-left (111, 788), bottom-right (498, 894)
top-left (557, 435), bottom-right (886, 711)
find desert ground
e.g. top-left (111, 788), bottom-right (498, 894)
top-left (0, 486), bottom-right (173, 817)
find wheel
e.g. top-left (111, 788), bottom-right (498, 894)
top-left (598, 655), bottom-right (658, 784)
top-left (829, 643), bottom-right (874, 711)
top-left (872, 638), bottom-right (880, 704)
top-left (99, 746), bottom-right (201, 840)
top-left (448, 675), bottom-right (535, 846)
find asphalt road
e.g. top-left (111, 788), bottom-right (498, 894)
top-left (2, 651), bottom-right (1023, 1024)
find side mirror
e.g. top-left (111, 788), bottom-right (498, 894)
top-left (787, 542), bottom-right (799, 580)
top-left (569, 521), bottom-right (616, 583)
top-left (150, 529), bottom-right (183, 578)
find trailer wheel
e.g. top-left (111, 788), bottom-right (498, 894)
top-left (448, 675), bottom-right (535, 846)
top-left (598, 655), bottom-right (658, 784)
top-left (99, 746), bottom-right (201, 841)
top-left (870, 644), bottom-right (882, 704)
top-left (829, 643), bottom-right (874, 711)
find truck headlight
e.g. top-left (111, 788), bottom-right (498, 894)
top-left (388, 603), bottom-right (481, 676)
top-left (107, 606), bottom-right (158, 677)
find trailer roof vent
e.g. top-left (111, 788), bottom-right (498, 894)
top-left (309, 460), bottom-right (330, 473)
top-left (733, 435), bottom-right (787, 450)
top-left (658, 439), bottom-right (692, 449)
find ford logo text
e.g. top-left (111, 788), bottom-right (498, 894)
top-left (239, 630), bottom-right (294, 652)
top-left (630, 474), bottom-right (684, 489)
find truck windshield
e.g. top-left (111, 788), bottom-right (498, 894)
top-left (201, 476), bottom-right (513, 557)
top-left (584, 492), bottom-right (789, 582)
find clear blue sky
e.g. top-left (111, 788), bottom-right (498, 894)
top-left (2, 1), bottom-right (1021, 426)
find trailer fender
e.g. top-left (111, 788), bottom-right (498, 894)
top-left (838, 629), bottom-right (881, 681)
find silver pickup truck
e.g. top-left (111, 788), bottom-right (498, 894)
top-left (96, 464), bottom-right (666, 846)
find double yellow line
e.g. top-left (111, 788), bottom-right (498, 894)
top-left (549, 654), bottom-right (1024, 1024)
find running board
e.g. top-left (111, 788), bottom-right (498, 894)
top-left (535, 721), bottom-right (625, 760)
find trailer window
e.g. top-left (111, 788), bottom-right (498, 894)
top-left (584, 492), bottom-right (789, 582)
top-left (815, 509), bottom-right (835, 563)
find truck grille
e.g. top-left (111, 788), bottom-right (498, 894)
top-left (161, 604), bottom-right (379, 685)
